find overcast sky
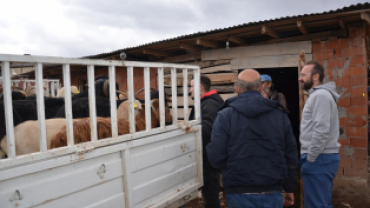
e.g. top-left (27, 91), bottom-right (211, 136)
top-left (0, 0), bottom-right (368, 58)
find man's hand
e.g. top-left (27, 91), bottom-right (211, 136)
top-left (284, 192), bottom-right (295, 207)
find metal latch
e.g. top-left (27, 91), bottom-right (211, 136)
top-left (97, 164), bottom-right (107, 179)
top-left (9, 190), bottom-right (22, 207)
top-left (75, 146), bottom-right (95, 154)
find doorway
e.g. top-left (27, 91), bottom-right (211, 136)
top-left (255, 67), bottom-right (300, 143)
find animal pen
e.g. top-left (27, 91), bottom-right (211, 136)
top-left (0, 54), bottom-right (203, 208)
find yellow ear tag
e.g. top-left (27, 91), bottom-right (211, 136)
top-left (116, 96), bottom-right (118, 100)
top-left (134, 102), bottom-right (138, 108)
top-left (75, 89), bottom-right (79, 94)
top-left (363, 93), bottom-right (365, 97)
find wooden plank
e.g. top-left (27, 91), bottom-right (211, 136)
top-left (179, 43), bottom-right (201, 53)
top-left (360, 12), bottom-right (370, 25)
top-left (231, 54), bottom-right (313, 69)
top-left (165, 84), bottom-right (235, 96)
top-left (142, 48), bottom-right (172, 57)
top-left (164, 73), bottom-right (237, 86)
top-left (298, 52), bottom-right (307, 122)
top-left (201, 64), bottom-right (233, 73)
top-left (338, 19), bottom-right (346, 29)
top-left (196, 38), bottom-right (222, 48)
top-left (164, 64), bottom-right (232, 77)
top-left (228, 35), bottom-right (246, 44)
top-left (174, 93), bottom-right (237, 117)
top-left (170, 93), bottom-right (237, 107)
top-left (297, 21), bottom-right (308, 35)
top-left (202, 40), bottom-right (312, 61)
top-left (161, 53), bottom-right (201, 63)
top-left (261, 25), bottom-right (279, 39)
top-left (199, 60), bottom-right (231, 68)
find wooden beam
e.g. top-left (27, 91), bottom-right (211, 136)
top-left (196, 38), bottom-right (222, 48)
top-left (360, 12), bottom-right (370, 25)
top-left (297, 21), bottom-right (308, 35)
top-left (202, 40), bottom-right (312, 61)
top-left (231, 54), bottom-right (313, 69)
top-left (164, 72), bottom-right (238, 86)
top-left (142, 48), bottom-right (172, 57)
top-left (170, 93), bottom-right (237, 107)
top-left (228, 35), bottom-right (246, 44)
top-left (165, 84), bottom-right (235, 96)
top-left (179, 43), bottom-right (201, 53)
top-left (261, 25), bottom-right (279, 39)
top-left (337, 19), bottom-right (346, 29)
top-left (161, 53), bottom-right (201, 63)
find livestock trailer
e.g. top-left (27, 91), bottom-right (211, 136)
top-left (0, 54), bottom-right (203, 208)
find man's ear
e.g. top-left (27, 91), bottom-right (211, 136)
top-left (268, 82), bottom-right (272, 88)
top-left (234, 86), bottom-right (240, 95)
top-left (315, 73), bottom-right (321, 81)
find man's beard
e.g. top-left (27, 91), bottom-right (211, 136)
top-left (263, 87), bottom-right (270, 95)
top-left (301, 78), bottom-right (313, 91)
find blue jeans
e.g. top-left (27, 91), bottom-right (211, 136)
top-left (226, 192), bottom-right (283, 208)
top-left (300, 153), bottom-right (340, 208)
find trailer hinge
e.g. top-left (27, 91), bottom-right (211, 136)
top-left (75, 146), bottom-right (95, 154)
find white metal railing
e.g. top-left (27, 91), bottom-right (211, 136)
top-left (0, 54), bottom-right (201, 168)
top-left (0, 79), bottom-right (60, 97)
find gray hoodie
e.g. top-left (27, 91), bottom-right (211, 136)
top-left (300, 81), bottom-right (341, 162)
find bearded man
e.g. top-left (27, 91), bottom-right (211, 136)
top-left (260, 74), bottom-right (287, 108)
top-left (298, 60), bottom-right (341, 208)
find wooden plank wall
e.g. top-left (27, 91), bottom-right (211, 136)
top-left (165, 41), bottom-right (312, 119)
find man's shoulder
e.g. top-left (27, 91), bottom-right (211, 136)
top-left (309, 89), bottom-right (333, 101)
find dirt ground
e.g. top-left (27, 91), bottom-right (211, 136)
top-left (184, 189), bottom-right (227, 208)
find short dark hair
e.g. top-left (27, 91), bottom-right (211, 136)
top-left (200, 74), bottom-right (211, 92)
top-left (305, 60), bottom-right (324, 82)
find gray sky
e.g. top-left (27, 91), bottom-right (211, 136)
top-left (0, 0), bottom-right (368, 57)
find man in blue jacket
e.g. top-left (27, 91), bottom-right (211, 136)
top-left (206, 69), bottom-right (298, 208)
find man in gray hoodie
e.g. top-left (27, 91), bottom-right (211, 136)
top-left (298, 60), bottom-right (341, 208)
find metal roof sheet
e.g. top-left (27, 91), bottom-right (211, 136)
top-left (80, 2), bottom-right (370, 59)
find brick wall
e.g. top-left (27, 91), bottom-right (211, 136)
top-left (66, 67), bottom-right (158, 98)
top-left (312, 26), bottom-right (368, 180)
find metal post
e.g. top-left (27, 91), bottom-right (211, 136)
top-left (109, 66), bottom-right (118, 138)
top-left (1, 61), bottom-right (16, 158)
top-left (35, 63), bottom-right (47, 152)
top-left (144, 67), bottom-right (151, 131)
top-left (63, 64), bottom-right (74, 146)
top-left (87, 65), bottom-right (98, 141)
top-left (158, 68), bottom-right (165, 128)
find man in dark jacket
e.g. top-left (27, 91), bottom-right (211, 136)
top-left (206, 69), bottom-right (298, 208)
top-left (189, 74), bottom-right (224, 208)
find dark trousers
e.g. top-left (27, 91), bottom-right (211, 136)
top-left (300, 153), bottom-right (340, 208)
top-left (202, 162), bottom-right (221, 208)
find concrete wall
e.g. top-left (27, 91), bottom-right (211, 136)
top-left (313, 26), bottom-right (370, 207)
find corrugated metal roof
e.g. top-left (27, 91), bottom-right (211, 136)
top-left (84, 2), bottom-right (370, 59)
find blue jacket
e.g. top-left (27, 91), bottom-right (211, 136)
top-left (206, 91), bottom-right (298, 194)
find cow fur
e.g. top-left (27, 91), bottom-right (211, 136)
top-left (50, 99), bottom-right (172, 149)
top-left (0, 119), bottom-right (70, 156)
